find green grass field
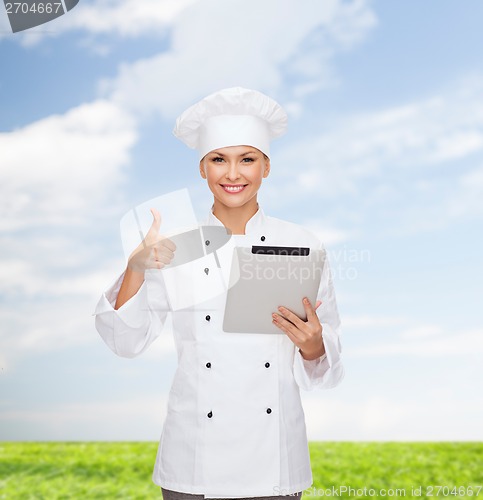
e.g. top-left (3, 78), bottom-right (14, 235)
top-left (0, 442), bottom-right (481, 499)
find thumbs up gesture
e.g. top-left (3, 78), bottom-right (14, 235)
top-left (127, 208), bottom-right (177, 273)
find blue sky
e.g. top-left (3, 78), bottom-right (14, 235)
top-left (1, 0), bottom-right (482, 441)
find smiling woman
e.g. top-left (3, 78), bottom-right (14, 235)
top-left (93, 86), bottom-right (344, 500)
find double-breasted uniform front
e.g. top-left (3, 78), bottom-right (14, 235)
top-left (93, 205), bottom-right (344, 499)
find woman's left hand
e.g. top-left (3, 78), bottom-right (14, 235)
top-left (272, 298), bottom-right (326, 361)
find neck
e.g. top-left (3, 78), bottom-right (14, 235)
top-left (212, 199), bottom-right (259, 235)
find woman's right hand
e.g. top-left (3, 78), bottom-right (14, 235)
top-left (127, 207), bottom-right (177, 273)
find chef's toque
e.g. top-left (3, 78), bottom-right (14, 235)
top-left (173, 87), bottom-right (288, 160)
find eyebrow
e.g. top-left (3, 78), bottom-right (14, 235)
top-left (210, 150), bottom-right (257, 157)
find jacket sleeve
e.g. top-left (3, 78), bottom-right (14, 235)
top-left (293, 241), bottom-right (345, 390)
top-left (92, 268), bottom-right (171, 358)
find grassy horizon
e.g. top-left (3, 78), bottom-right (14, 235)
top-left (1, 441), bottom-right (482, 499)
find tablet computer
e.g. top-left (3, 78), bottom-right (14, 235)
top-left (223, 245), bottom-right (326, 334)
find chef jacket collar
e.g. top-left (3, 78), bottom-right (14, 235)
top-left (207, 203), bottom-right (266, 236)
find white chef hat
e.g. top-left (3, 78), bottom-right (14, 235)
top-left (173, 87), bottom-right (288, 160)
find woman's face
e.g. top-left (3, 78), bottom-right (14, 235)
top-left (199, 145), bottom-right (270, 209)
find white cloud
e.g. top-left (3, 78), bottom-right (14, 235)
top-left (426, 130), bottom-right (483, 164)
top-left (342, 315), bottom-right (407, 328)
top-left (0, 248), bottom-right (125, 299)
top-left (0, 99), bottom-right (137, 231)
top-left (61, 0), bottom-right (197, 36)
top-left (271, 75), bottom-right (483, 233)
top-left (0, 250), bottom-right (175, 368)
top-left (301, 218), bottom-right (353, 245)
top-left (0, 298), bottom-right (98, 364)
top-left (302, 393), bottom-right (483, 440)
top-left (2, 0), bottom-right (198, 46)
top-left (446, 164), bottom-right (483, 218)
top-left (0, 300), bottom-right (173, 377)
top-left (339, 316), bottom-right (483, 359)
top-left (347, 328), bottom-right (483, 358)
top-left (303, 396), bottom-right (414, 440)
top-left (399, 325), bottom-right (443, 339)
top-left (102, 0), bottom-right (376, 118)
top-left (0, 100), bottom-right (139, 367)
top-left (276, 88), bottom-right (483, 197)
top-left (4, 0), bottom-right (376, 76)
top-left (0, 394), bottom-right (169, 440)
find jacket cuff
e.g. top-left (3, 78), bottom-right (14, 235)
top-left (293, 344), bottom-right (329, 391)
top-left (292, 324), bottom-right (344, 391)
top-left (92, 270), bottom-right (149, 329)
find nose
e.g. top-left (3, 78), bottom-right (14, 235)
top-left (225, 160), bottom-right (241, 181)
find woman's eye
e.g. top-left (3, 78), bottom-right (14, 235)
top-left (212, 157), bottom-right (224, 163)
top-left (242, 157), bottom-right (255, 163)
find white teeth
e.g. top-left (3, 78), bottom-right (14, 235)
top-left (223, 185), bottom-right (245, 192)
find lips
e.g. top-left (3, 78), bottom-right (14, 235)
top-left (220, 184), bottom-right (248, 193)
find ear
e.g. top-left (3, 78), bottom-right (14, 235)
top-left (199, 160), bottom-right (207, 179)
top-left (262, 156), bottom-right (270, 178)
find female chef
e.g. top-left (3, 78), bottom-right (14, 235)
top-left (93, 87), bottom-right (344, 500)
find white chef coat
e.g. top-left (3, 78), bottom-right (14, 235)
top-left (93, 205), bottom-right (344, 499)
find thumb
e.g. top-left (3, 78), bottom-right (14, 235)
top-left (315, 300), bottom-right (322, 310)
top-left (148, 207), bottom-right (162, 235)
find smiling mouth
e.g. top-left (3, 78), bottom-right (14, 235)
top-left (220, 184), bottom-right (248, 193)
